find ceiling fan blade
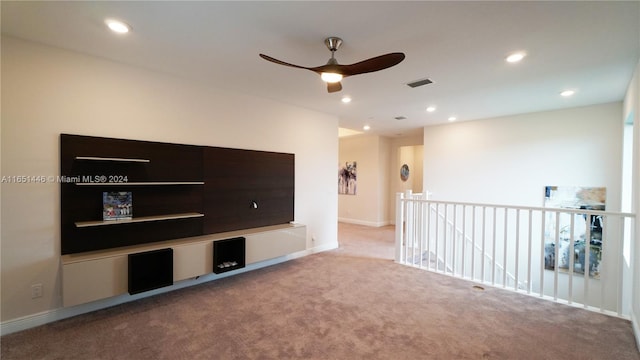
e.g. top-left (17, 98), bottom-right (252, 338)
top-left (339, 53), bottom-right (405, 76)
top-left (327, 81), bottom-right (342, 93)
top-left (260, 43), bottom-right (405, 93)
top-left (259, 54), bottom-right (314, 71)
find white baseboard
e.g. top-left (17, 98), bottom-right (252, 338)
top-left (338, 217), bottom-right (390, 227)
top-left (309, 241), bottom-right (339, 253)
top-left (632, 309), bottom-right (640, 353)
top-left (0, 245), bottom-right (337, 336)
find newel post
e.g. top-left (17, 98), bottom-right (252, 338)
top-left (395, 192), bottom-right (405, 263)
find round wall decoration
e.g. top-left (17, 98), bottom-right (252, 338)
top-left (400, 164), bottom-right (410, 181)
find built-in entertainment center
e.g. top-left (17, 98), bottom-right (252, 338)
top-left (60, 134), bottom-right (305, 307)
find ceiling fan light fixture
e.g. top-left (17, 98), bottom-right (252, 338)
top-left (321, 72), bottom-right (343, 83)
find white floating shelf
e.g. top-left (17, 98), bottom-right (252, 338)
top-left (75, 212), bottom-right (204, 228)
top-left (75, 181), bottom-right (204, 186)
top-left (75, 156), bottom-right (150, 163)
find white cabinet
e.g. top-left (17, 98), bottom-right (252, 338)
top-left (246, 226), bottom-right (306, 264)
top-left (173, 242), bottom-right (213, 281)
top-left (62, 255), bottom-right (128, 307)
top-left (62, 224), bottom-right (306, 307)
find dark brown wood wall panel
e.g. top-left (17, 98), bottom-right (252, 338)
top-left (61, 134), bottom-right (294, 254)
top-left (64, 185), bottom-right (204, 223)
top-left (60, 134), bottom-right (205, 254)
top-left (62, 218), bottom-right (204, 254)
top-left (60, 134), bottom-right (203, 182)
top-left (203, 147), bottom-right (294, 233)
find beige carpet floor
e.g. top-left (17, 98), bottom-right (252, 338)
top-left (1, 222), bottom-right (638, 359)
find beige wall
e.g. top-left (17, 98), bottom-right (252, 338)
top-left (378, 136), bottom-right (391, 224)
top-left (396, 145), bottom-right (424, 194)
top-left (388, 135), bottom-right (423, 224)
top-left (338, 133), bottom-right (424, 227)
top-left (338, 134), bottom-right (390, 226)
top-left (1, 37), bottom-right (339, 322)
top-left (423, 103), bottom-right (623, 208)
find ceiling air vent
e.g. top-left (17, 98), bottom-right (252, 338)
top-left (406, 78), bottom-right (433, 88)
top-left (394, 116), bottom-right (407, 120)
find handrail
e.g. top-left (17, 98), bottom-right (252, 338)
top-left (405, 198), bottom-right (634, 218)
top-left (396, 191), bottom-right (636, 319)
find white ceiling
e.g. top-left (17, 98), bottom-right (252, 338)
top-left (2, 1), bottom-right (639, 137)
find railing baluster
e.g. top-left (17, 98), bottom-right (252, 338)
top-left (412, 198), bottom-right (417, 266)
top-left (442, 204), bottom-right (447, 273)
top-left (604, 217), bottom-right (608, 311)
top-left (492, 207), bottom-right (497, 286)
top-left (435, 203), bottom-right (440, 272)
top-left (554, 211), bottom-right (560, 301)
top-left (481, 206), bottom-right (486, 283)
top-left (568, 213), bottom-right (575, 304)
top-left (417, 198), bottom-right (421, 266)
top-left (540, 210), bottom-right (546, 298)
top-left (462, 205), bottom-right (467, 279)
top-left (427, 202), bottom-right (432, 270)
top-left (584, 214), bottom-right (591, 309)
top-left (515, 209), bottom-right (520, 291)
top-left (617, 217), bottom-right (624, 317)
top-left (527, 210), bottom-right (533, 294)
top-left (452, 204), bottom-right (457, 276)
top-left (471, 206), bottom-right (476, 281)
top-left (408, 197), bottom-right (413, 265)
top-left (418, 200), bottom-right (425, 268)
top-left (503, 208), bottom-right (508, 288)
top-left (402, 192), bottom-right (409, 264)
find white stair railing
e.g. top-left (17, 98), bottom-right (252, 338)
top-left (395, 191), bottom-right (636, 318)
top-left (436, 204), bottom-right (526, 290)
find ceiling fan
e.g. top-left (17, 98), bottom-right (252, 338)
top-left (259, 37), bottom-right (405, 93)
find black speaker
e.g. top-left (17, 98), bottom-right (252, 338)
top-left (128, 248), bottom-right (173, 294)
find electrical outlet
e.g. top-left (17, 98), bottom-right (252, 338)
top-left (31, 284), bottom-right (43, 299)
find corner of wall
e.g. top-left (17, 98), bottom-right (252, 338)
top-left (631, 309), bottom-right (640, 353)
top-left (626, 57), bottom-right (640, 345)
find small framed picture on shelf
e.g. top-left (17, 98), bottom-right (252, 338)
top-left (103, 191), bottom-right (133, 221)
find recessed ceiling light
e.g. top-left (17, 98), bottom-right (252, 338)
top-left (506, 52), bottom-right (526, 63)
top-left (426, 106), bottom-right (436, 113)
top-left (341, 96), bottom-right (352, 103)
top-left (560, 89), bottom-right (576, 97)
top-left (448, 116), bottom-right (457, 122)
top-left (105, 19), bottom-right (131, 34)
top-left (363, 125), bottom-right (371, 131)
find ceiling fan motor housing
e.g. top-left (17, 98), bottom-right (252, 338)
top-left (324, 37), bottom-right (343, 52)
